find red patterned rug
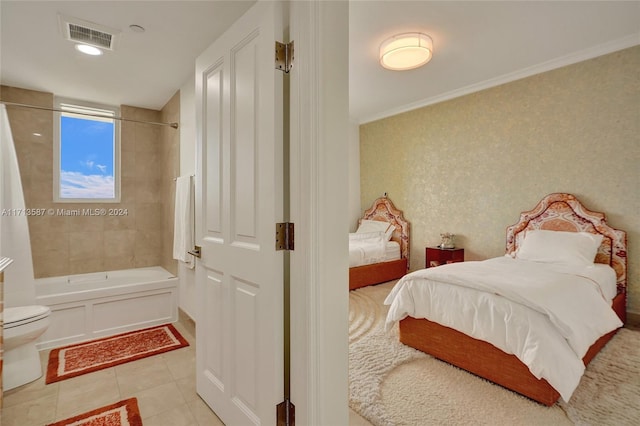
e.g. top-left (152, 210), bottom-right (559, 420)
top-left (47, 398), bottom-right (142, 426)
top-left (46, 324), bottom-right (189, 384)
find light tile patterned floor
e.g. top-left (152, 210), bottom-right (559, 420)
top-left (1, 321), bottom-right (223, 426)
top-left (2, 317), bottom-right (371, 426)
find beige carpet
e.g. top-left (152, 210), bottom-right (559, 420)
top-left (349, 282), bottom-right (640, 426)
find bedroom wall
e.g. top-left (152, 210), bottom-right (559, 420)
top-left (359, 45), bottom-right (640, 316)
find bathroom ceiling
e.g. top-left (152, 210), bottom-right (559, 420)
top-left (0, 1), bottom-right (256, 110)
top-left (1, 1), bottom-right (639, 123)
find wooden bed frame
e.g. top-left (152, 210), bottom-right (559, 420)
top-left (398, 193), bottom-right (627, 406)
top-left (349, 195), bottom-right (410, 290)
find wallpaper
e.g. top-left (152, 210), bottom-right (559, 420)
top-left (360, 46), bottom-right (640, 315)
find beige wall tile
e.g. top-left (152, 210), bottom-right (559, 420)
top-left (103, 230), bottom-right (136, 257)
top-left (135, 150), bottom-right (161, 178)
top-left (66, 215), bottom-right (105, 232)
top-left (69, 231), bottom-right (104, 261)
top-left (33, 255), bottom-right (69, 278)
top-left (135, 253), bottom-right (162, 268)
top-left (121, 151), bottom-right (137, 178)
top-left (30, 232), bottom-right (69, 259)
top-left (2, 87), bottom-right (178, 279)
top-left (135, 178), bottom-right (161, 203)
top-left (104, 255), bottom-right (136, 271)
top-left (104, 206), bottom-right (136, 231)
top-left (69, 258), bottom-right (105, 275)
top-left (136, 203), bottom-right (163, 231)
top-left (135, 123), bottom-right (161, 153)
top-left (135, 230), bottom-right (163, 257)
top-left (120, 177), bottom-right (138, 204)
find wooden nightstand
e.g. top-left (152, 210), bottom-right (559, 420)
top-left (425, 247), bottom-right (464, 268)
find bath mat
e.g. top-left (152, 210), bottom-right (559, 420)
top-left (46, 324), bottom-right (189, 384)
top-left (46, 397), bottom-right (142, 426)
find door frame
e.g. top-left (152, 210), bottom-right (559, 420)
top-left (288, 2), bottom-right (350, 425)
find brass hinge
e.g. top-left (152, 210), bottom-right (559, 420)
top-left (276, 222), bottom-right (295, 251)
top-left (276, 399), bottom-right (295, 426)
top-left (275, 41), bottom-right (294, 73)
top-left (188, 245), bottom-right (201, 258)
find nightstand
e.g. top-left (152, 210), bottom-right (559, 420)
top-left (425, 247), bottom-right (464, 268)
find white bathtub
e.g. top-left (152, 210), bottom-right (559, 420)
top-left (35, 266), bottom-right (179, 350)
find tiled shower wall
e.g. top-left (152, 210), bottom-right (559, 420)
top-left (160, 92), bottom-right (180, 276)
top-left (0, 86), bottom-right (179, 278)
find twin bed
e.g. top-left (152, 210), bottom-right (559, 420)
top-left (349, 195), bottom-right (410, 290)
top-left (352, 193), bottom-right (627, 406)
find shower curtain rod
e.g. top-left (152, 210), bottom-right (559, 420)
top-left (0, 100), bottom-right (179, 129)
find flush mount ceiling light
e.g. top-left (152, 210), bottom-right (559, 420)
top-left (75, 44), bottom-right (103, 56)
top-left (379, 32), bottom-right (433, 71)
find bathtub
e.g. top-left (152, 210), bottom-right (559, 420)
top-left (35, 266), bottom-right (179, 350)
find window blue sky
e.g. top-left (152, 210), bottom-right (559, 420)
top-left (60, 115), bottom-right (115, 198)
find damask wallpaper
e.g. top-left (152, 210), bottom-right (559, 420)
top-left (360, 45), bottom-right (640, 316)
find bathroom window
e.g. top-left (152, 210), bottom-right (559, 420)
top-left (54, 98), bottom-right (120, 202)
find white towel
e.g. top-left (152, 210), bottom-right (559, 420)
top-left (173, 176), bottom-right (195, 269)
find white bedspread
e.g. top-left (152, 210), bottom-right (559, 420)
top-left (384, 256), bottom-right (622, 402)
top-left (349, 233), bottom-right (389, 267)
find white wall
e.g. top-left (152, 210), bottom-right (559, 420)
top-left (178, 76), bottom-right (197, 320)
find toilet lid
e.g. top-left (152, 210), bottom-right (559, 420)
top-left (3, 305), bottom-right (51, 328)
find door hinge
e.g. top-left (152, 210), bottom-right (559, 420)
top-left (188, 245), bottom-right (201, 258)
top-left (276, 399), bottom-right (295, 426)
top-left (275, 41), bottom-right (294, 73)
top-left (276, 222), bottom-right (295, 251)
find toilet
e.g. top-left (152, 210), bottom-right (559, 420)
top-left (3, 305), bottom-right (51, 391)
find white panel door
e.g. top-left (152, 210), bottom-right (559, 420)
top-left (194, 2), bottom-right (284, 424)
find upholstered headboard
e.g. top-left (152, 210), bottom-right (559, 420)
top-left (361, 195), bottom-right (410, 269)
top-left (506, 193), bottom-right (627, 294)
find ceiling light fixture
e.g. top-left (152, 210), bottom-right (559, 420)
top-left (379, 32), bottom-right (433, 71)
top-left (75, 43), bottom-right (103, 56)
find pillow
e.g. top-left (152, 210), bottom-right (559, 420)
top-left (515, 229), bottom-right (603, 266)
top-left (349, 231), bottom-right (384, 241)
top-left (357, 219), bottom-right (394, 241)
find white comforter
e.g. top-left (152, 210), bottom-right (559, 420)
top-left (349, 232), bottom-right (386, 267)
top-left (384, 256), bottom-right (622, 402)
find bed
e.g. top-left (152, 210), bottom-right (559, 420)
top-left (384, 193), bottom-right (627, 405)
top-left (349, 195), bottom-right (410, 290)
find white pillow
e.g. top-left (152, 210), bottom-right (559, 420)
top-left (349, 231), bottom-right (384, 241)
top-left (385, 225), bottom-right (395, 241)
top-left (357, 219), bottom-right (394, 241)
top-left (516, 230), bottom-right (603, 266)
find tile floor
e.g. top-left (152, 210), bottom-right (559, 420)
top-left (2, 320), bottom-right (223, 426)
top-left (2, 317), bottom-right (372, 426)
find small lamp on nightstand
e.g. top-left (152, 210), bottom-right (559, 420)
top-left (439, 233), bottom-right (455, 249)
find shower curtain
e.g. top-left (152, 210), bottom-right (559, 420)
top-left (0, 104), bottom-right (37, 306)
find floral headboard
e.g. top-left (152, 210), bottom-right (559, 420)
top-left (506, 193), bottom-right (627, 294)
top-left (361, 195), bottom-right (410, 269)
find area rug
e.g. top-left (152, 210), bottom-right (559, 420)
top-left (349, 282), bottom-right (640, 426)
top-left (46, 324), bottom-right (189, 384)
top-left (46, 398), bottom-right (142, 426)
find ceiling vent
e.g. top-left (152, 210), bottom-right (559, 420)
top-left (59, 14), bottom-right (119, 51)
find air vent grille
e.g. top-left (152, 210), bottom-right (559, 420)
top-left (68, 23), bottom-right (113, 49)
top-left (59, 14), bottom-right (119, 51)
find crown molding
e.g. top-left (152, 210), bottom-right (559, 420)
top-left (359, 33), bottom-right (640, 125)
